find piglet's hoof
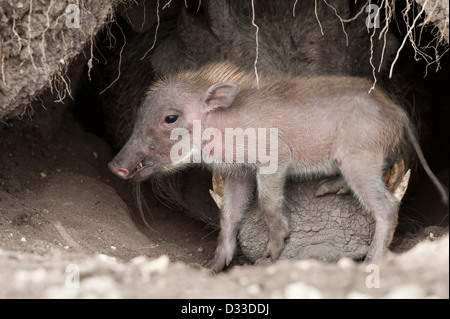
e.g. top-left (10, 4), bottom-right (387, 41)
top-left (262, 238), bottom-right (286, 261)
top-left (262, 223), bottom-right (290, 260)
top-left (205, 259), bottom-right (224, 274)
top-left (315, 175), bottom-right (351, 197)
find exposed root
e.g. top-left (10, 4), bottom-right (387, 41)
top-left (27, 0), bottom-right (37, 71)
top-left (0, 37), bottom-right (5, 86)
top-left (368, 26), bottom-right (377, 93)
top-left (53, 65), bottom-right (74, 103)
top-left (314, 0), bottom-right (325, 36)
top-left (162, 0), bottom-right (174, 10)
top-left (313, 0), bottom-right (447, 87)
top-left (100, 21), bottom-right (126, 94)
top-left (293, 0), bottom-right (299, 17)
top-left (40, 0), bottom-right (55, 91)
top-left (341, 1), bottom-right (369, 23)
top-left (11, 10), bottom-right (24, 55)
top-left (251, 0), bottom-right (260, 88)
top-left (389, 0), bottom-right (429, 78)
top-left (17, 100), bottom-right (35, 120)
top-left (377, 0), bottom-right (393, 73)
top-left (141, 0), bottom-right (160, 60)
top-left (368, 0), bottom-right (384, 93)
top-left (388, 0), bottom-right (448, 78)
top-left (140, 0), bottom-right (147, 31)
top-left (87, 34), bottom-right (95, 81)
top-left (322, 0), bottom-right (349, 45)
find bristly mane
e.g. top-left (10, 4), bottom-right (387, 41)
top-left (151, 62), bottom-right (260, 91)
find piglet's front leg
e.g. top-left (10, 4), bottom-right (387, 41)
top-left (206, 174), bottom-right (254, 273)
top-left (257, 173), bottom-right (290, 260)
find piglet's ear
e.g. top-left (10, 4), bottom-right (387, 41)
top-left (201, 82), bottom-right (241, 113)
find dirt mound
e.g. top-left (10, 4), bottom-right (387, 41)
top-left (0, 0), bottom-right (114, 119)
top-left (0, 232), bottom-right (448, 298)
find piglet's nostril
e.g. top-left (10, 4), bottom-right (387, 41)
top-left (108, 163), bottom-right (130, 180)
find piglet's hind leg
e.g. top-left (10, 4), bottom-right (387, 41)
top-left (337, 152), bottom-right (399, 263)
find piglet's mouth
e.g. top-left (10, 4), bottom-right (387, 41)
top-left (136, 162), bottom-right (145, 171)
top-left (131, 160), bottom-right (155, 179)
top-left (136, 160), bottom-right (155, 171)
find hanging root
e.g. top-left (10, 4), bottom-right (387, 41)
top-left (0, 36), bottom-right (5, 86)
top-left (100, 20), bottom-right (126, 94)
top-left (309, 0), bottom-right (448, 84)
top-left (389, 0), bottom-right (429, 78)
top-left (394, 0), bottom-right (448, 77)
top-left (250, 0), bottom-right (260, 88)
top-left (141, 0), bottom-right (161, 60)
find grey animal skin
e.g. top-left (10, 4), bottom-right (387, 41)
top-left (108, 62), bottom-right (448, 272)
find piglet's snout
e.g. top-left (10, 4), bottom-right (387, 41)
top-left (108, 161), bottom-right (131, 180)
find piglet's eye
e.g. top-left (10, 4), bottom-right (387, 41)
top-left (164, 115), bottom-right (179, 124)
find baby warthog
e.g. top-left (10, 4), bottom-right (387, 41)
top-left (108, 62), bottom-right (448, 272)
